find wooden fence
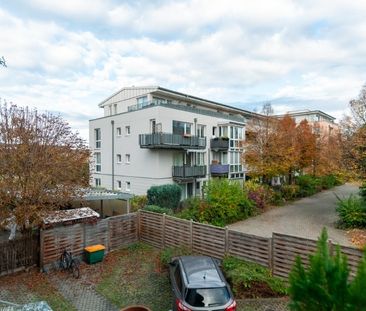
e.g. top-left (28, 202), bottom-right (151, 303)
top-left (40, 213), bottom-right (137, 270)
top-left (0, 232), bottom-right (39, 276)
top-left (8, 210), bottom-right (363, 280)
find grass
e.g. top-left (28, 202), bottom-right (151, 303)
top-left (96, 243), bottom-right (172, 311)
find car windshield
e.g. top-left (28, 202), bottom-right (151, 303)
top-left (185, 287), bottom-right (230, 307)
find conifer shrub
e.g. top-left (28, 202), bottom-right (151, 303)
top-left (289, 228), bottom-right (366, 310)
top-left (147, 184), bottom-right (181, 210)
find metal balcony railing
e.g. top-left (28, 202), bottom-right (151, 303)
top-left (139, 133), bottom-right (206, 149)
top-left (210, 164), bottom-right (229, 175)
top-left (172, 165), bottom-right (207, 178)
top-left (210, 137), bottom-right (229, 150)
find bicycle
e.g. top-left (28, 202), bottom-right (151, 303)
top-left (59, 249), bottom-right (80, 279)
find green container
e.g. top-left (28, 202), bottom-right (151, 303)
top-left (85, 244), bottom-right (105, 264)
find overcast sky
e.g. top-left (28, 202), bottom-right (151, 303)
top-left (1, 0), bottom-right (365, 141)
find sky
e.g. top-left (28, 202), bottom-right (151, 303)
top-left (0, 0), bottom-right (366, 141)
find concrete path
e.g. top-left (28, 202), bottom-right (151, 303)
top-left (230, 183), bottom-right (359, 246)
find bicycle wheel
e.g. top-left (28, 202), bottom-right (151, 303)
top-left (71, 259), bottom-right (80, 279)
top-left (60, 252), bottom-right (69, 270)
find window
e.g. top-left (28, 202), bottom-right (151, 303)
top-left (137, 96), bottom-right (148, 108)
top-left (95, 178), bottom-right (101, 187)
top-left (212, 126), bottom-right (217, 136)
top-left (229, 126), bottom-right (244, 149)
top-left (125, 126), bottom-right (130, 135)
top-left (108, 105), bottom-right (112, 115)
top-left (173, 120), bottom-right (192, 135)
top-left (95, 128), bottom-right (101, 149)
top-left (116, 127), bottom-right (121, 136)
top-left (219, 126), bottom-right (228, 137)
top-left (126, 181), bottom-right (131, 191)
top-left (94, 152), bottom-right (101, 172)
top-left (196, 124), bottom-right (205, 138)
top-left (117, 180), bottom-right (122, 190)
top-left (125, 154), bottom-right (130, 164)
top-left (117, 154), bottom-right (122, 163)
top-left (195, 152), bottom-right (205, 165)
top-left (114, 104), bottom-right (117, 114)
top-left (150, 119), bottom-right (156, 133)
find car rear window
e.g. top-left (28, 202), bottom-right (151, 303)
top-left (185, 287), bottom-right (230, 307)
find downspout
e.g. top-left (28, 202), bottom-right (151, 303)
top-left (111, 120), bottom-right (115, 191)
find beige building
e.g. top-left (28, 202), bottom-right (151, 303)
top-left (89, 86), bottom-right (255, 198)
top-left (276, 109), bottom-right (338, 136)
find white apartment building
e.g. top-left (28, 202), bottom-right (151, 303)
top-left (89, 86), bottom-right (254, 198)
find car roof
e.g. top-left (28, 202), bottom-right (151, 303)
top-left (179, 256), bottom-right (226, 288)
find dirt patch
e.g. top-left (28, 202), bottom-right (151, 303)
top-left (235, 281), bottom-right (286, 299)
top-left (347, 229), bottom-right (366, 249)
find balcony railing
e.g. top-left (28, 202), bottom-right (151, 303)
top-left (210, 164), bottom-right (229, 175)
top-left (210, 137), bottom-right (229, 150)
top-left (172, 165), bottom-right (207, 179)
top-left (139, 133), bottom-right (206, 149)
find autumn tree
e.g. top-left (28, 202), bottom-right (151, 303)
top-left (244, 103), bottom-right (280, 183)
top-left (295, 119), bottom-right (316, 174)
top-left (0, 103), bottom-right (91, 232)
top-left (340, 84), bottom-right (366, 178)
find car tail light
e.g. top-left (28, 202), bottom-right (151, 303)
top-left (176, 298), bottom-right (192, 311)
top-left (225, 300), bottom-right (237, 311)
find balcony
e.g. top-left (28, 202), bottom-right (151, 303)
top-left (172, 165), bottom-right (207, 181)
top-left (210, 164), bottom-right (229, 176)
top-left (210, 137), bottom-right (229, 150)
top-left (139, 133), bottom-right (206, 149)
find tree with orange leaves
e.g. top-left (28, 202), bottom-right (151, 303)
top-left (0, 102), bottom-right (91, 232)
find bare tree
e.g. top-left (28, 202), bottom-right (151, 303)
top-left (0, 56), bottom-right (6, 67)
top-left (350, 84), bottom-right (366, 127)
top-left (0, 103), bottom-right (91, 232)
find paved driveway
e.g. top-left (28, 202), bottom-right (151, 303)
top-left (229, 183), bottom-right (359, 246)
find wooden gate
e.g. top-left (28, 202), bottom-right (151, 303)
top-left (0, 231), bottom-right (40, 276)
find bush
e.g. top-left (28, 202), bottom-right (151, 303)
top-left (280, 184), bottom-right (300, 201)
top-left (160, 246), bottom-right (191, 267)
top-left (201, 179), bottom-right (254, 226)
top-left (289, 228), bottom-right (366, 310)
top-left (130, 195), bottom-right (147, 212)
top-left (177, 197), bottom-right (206, 222)
top-left (147, 184), bottom-right (181, 210)
top-left (270, 188), bottom-right (286, 206)
top-left (296, 175), bottom-right (321, 197)
top-left (143, 205), bottom-right (173, 215)
top-left (359, 182), bottom-right (366, 201)
top-left (336, 195), bottom-right (366, 228)
top-left (320, 174), bottom-right (340, 190)
top-left (243, 180), bottom-right (273, 209)
top-left (222, 255), bottom-right (287, 297)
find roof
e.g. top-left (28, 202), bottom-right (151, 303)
top-left (42, 207), bottom-right (99, 226)
top-left (82, 189), bottom-right (133, 201)
top-left (180, 256), bottom-right (225, 288)
top-left (275, 109), bottom-right (336, 121)
top-left (97, 85), bottom-right (259, 119)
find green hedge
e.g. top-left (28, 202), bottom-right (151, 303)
top-left (147, 184), bottom-right (181, 210)
top-left (143, 205), bottom-right (173, 215)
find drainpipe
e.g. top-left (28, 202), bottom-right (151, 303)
top-left (111, 120), bottom-right (115, 191)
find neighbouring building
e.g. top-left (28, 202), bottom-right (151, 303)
top-left (275, 109), bottom-right (338, 137)
top-left (89, 86), bottom-right (257, 198)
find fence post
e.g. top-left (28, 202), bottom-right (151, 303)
top-left (162, 213), bottom-right (166, 248)
top-left (328, 239), bottom-right (334, 256)
top-left (225, 227), bottom-right (229, 254)
top-left (190, 219), bottom-right (193, 253)
top-left (269, 237), bottom-right (274, 275)
top-left (39, 229), bottom-right (44, 272)
top-left (137, 210), bottom-right (141, 241)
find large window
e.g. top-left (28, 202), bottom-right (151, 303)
top-left (195, 152), bottom-right (205, 165)
top-left (196, 124), bottom-right (205, 138)
top-left (137, 96), bottom-right (148, 108)
top-left (95, 152), bottom-right (101, 172)
top-left (173, 120), bottom-right (192, 135)
top-left (230, 126), bottom-right (244, 149)
top-left (95, 128), bottom-right (101, 149)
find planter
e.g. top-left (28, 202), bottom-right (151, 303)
top-left (120, 306), bottom-right (151, 311)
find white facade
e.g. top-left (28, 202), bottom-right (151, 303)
top-left (89, 86), bottom-right (249, 198)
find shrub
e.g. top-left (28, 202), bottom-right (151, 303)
top-left (160, 246), bottom-right (191, 267)
top-left (143, 205), bottom-right (173, 215)
top-left (201, 179), bottom-right (254, 226)
top-left (320, 174), bottom-right (339, 190)
top-left (222, 255), bottom-right (287, 297)
top-left (243, 180), bottom-right (273, 209)
top-left (336, 195), bottom-right (366, 228)
top-left (177, 197), bottom-right (206, 222)
top-left (147, 184), bottom-right (181, 210)
top-left (130, 195), bottom-right (147, 212)
top-left (296, 175), bottom-right (321, 197)
top-left (359, 182), bottom-right (366, 201)
top-left (270, 188), bottom-right (286, 206)
top-left (280, 184), bottom-right (300, 201)
top-left (289, 228), bottom-right (366, 310)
